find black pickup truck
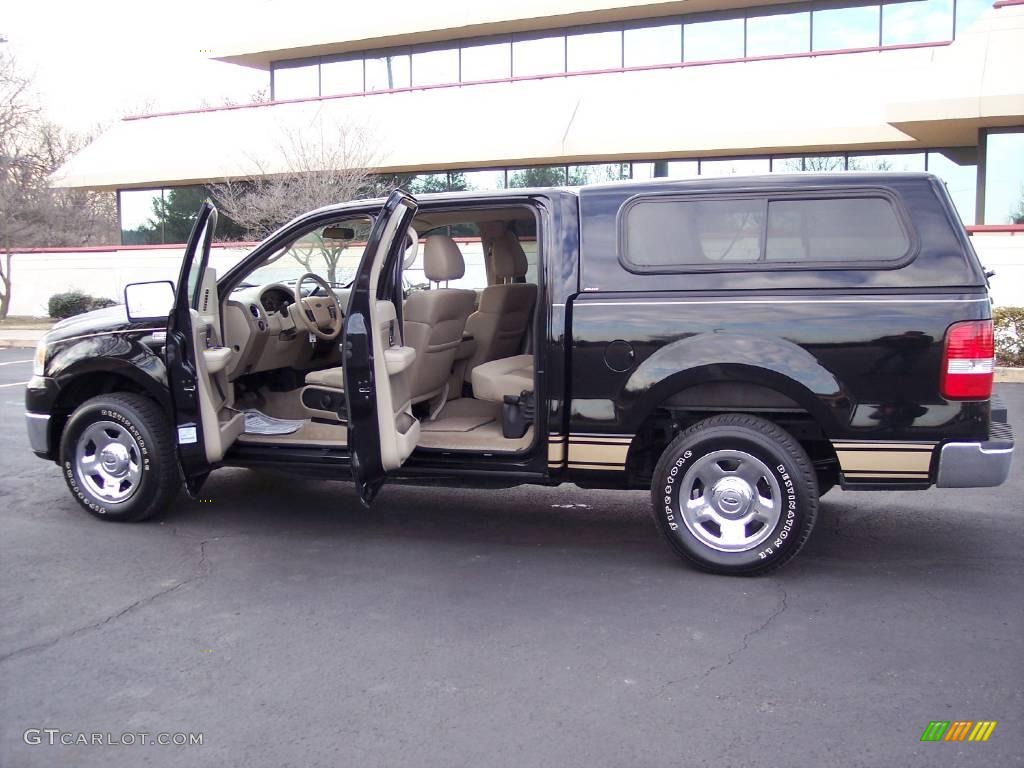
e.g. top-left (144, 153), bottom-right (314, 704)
top-left (24, 175), bottom-right (1014, 574)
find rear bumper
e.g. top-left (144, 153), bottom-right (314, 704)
top-left (935, 422), bottom-right (1014, 488)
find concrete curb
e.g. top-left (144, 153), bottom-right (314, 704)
top-left (996, 367), bottom-right (1024, 383)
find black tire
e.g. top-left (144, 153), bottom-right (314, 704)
top-left (60, 393), bottom-right (181, 522)
top-left (651, 414), bottom-right (818, 576)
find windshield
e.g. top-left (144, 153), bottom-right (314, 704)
top-left (238, 216), bottom-right (373, 290)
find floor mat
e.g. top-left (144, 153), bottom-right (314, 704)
top-left (420, 415), bottom-right (495, 433)
top-left (243, 409), bottom-right (306, 436)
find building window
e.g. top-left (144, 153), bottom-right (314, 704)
top-left (812, 4), bottom-right (881, 50)
top-left (365, 52), bottom-right (410, 91)
top-left (119, 186), bottom-right (247, 245)
top-left (272, 61), bottom-right (319, 100)
top-left (568, 163), bottom-right (630, 185)
top-left (927, 149), bottom-right (977, 224)
top-left (955, 0), bottom-right (991, 36)
top-left (512, 33), bottom-right (566, 77)
top-left (623, 23), bottom-right (681, 67)
top-left (460, 38), bottom-right (511, 81)
top-left (320, 57), bottom-right (363, 96)
top-left (684, 17), bottom-right (745, 62)
top-left (566, 29), bottom-right (622, 72)
top-left (881, 0), bottom-right (954, 46)
top-left (701, 158), bottom-right (771, 176)
top-left (745, 10), bottom-right (811, 57)
top-left (983, 130), bottom-right (1024, 224)
top-left (411, 46), bottom-right (460, 87)
top-left (507, 165), bottom-right (567, 187)
top-left (120, 189), bottom-right (165, 245)
top-left (847, 152), bottom-right (926, 171)
top-left (461, 169), bottom-right (508, 190)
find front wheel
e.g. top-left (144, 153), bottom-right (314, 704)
top-left (651, 414), bottom-right (818, 576)
top-left (60, 393), bottom-right (181, 522)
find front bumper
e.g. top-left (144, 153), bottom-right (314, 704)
top-left (935, 421), bottom-right (1014, 488)
top-left (25, 412), bottom-right (51, 456)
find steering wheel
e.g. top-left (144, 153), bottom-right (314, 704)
top-left (292, 273), bottom-right (343, 341)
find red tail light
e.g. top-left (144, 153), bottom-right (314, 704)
top-left (941, 320), bottom-right (994, 400)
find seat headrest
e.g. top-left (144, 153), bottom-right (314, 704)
top-left (492, 230), bottom-right (528, 281)
top-left (423, 235), bottom-right (466, 282)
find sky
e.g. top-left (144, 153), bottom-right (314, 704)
top-left (2, 0), bottom-right (268, 133)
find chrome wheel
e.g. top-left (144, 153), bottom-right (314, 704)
top-left (679, 449), bottom-right (782, 552)
top-left (74, 420), bottom-right (143, 505)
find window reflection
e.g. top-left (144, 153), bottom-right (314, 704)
top-left (813, 5), bottom-right (881, 50)
top-left (460, 39), bottom-right (511, 81)
top-left (566, 30), bottom-right (622, 72)
top-left (684, 18), bottom-right (745, 61)
top-left (955, 0), bottom-right (991, 36)
top-left (623, 23), bottom-right (681, 66)
top-left (745, 11), bottom-right (810, 57)
top-left (701, 158), bottom-right (771, 176)
top-left (802, 155), bottom-right (847, 171)
top-left (771, 157), bottom-right (805, 173)
top-left (273, 62), bottom-right (319, 99)
top-left (983, 131), bottom-right (1024, 224)
top-left (120, 189), bottom-right (165, 245)
top-left (320, 57), bottom-right (363, 95)
top-left (666, 160), bottom-right (700, 178)
top-left (411, 47), bottom-right (459, 87)
top-left (507, 166), bottom-right (567, 187)
top-left (462, 170), bottom-right (507, 190)
top-left (365, 53), bottom-right (410, 91)
top-left (881, 0), bottom-right (954, 45)
top-left (927, 149), bottom-right (977, 223)
top-left (848, 153), bottom-right (926, 171)
top-left (512, 34), bottom-right (566, 77)
top-left (568, 164), bottom-right (630, 185)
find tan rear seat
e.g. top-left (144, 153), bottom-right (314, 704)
top-left (471, 354), bottom-right (534, 402)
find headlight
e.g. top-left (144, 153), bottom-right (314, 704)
top-left (32, 339), bottom-right (47, 377)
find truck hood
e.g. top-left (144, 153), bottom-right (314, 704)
top-left (45, 305), bottom-right (165, 343)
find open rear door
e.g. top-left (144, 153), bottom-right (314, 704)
top-left (165, 202), bottom-right (217, 495)
top-left (344, 190), bottom-right (420, 504)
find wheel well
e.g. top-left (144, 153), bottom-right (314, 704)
top-left (49, 372), bottom-right (168, 455)
top-left (625, 382), bottom-right (839, 490)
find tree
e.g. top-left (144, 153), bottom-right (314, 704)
top-left (211, 123), bottom-right (383, 284)
top-left (1011, 188), bottom-right (1024, 225)
top-left (508, 166), bottom-right (567, 188)
top-left (124, 185), bottom-right (248, 244)
top-left (0, 51), bottom-right (117, 317)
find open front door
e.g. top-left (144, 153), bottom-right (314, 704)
top-left (165, 202), bottom-right (218, 495)
top-left (344, 190), bottom-right (420, 504)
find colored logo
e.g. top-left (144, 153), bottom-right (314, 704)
top-left (920, 721), bottom-right (997, 742)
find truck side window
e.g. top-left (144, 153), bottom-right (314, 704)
top-left (765, 197), bottom-right (909, 262)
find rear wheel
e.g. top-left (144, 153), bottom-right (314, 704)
top-left (651, 414), bottom-right (818, 575)
top-left (60, 393), bottom-right (181, 522)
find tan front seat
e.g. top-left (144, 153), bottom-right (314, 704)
top-left (464, 230), bottom-right (537, 374)
top-left (403, 235), bottom-right (477, 405)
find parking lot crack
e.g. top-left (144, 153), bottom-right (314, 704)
top-left (0, 540), bottom-right (211, 665)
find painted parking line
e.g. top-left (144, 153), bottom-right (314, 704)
top-left (0, 359), bottom-right (32, 366)
top-left (0, 381), bottom-right (28, 388)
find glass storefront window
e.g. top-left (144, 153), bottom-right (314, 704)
top-left (120, 189), bottom-right (165, 245)
top-left (320, 57), bottom-right (363, 95)
top-left (462, 170), bottom-right (507, 190)
top-left (771, 157), bottom-right (805, 173)
top-left (411, 47), bottom-right (460, 87)
top-left (955, 0), bottom-right (991, 36)
top-left (568, 164), bottom-right (630, 185)
top-left (365, 53), bottom-right (410, 91)
top-left (684, 17), bottom-right (745, 62)
top-left (460, 39), bottom-right (511, 81)
top-left (848, 152), bottom-right (926, 171)
top-left (700, 158), bottom-right (771, 176)
top-left (927, 149), bottom-right (977, 223)
top-left (665, 160), bottom-right (700, 178)
top-left (623, 23), bottom-right (682, 67)
top-left (745, 11), bottom-right (810, 57)
top-left (881, 0), bottom-right (954, 45)
top-left (983, 131), bottom-right (1024, 224)
top-left (566, 30), bottom-right (622, 72)
top-left (507, 166), bottom-right (567, 187)
top-left (273, 61), bottom-right (319, 100)
top-left (813, 5), bottom-right (881, 50)
top-left (512, 34), bottom-right (566, 77)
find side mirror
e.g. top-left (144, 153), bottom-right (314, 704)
top-left (124, 281), bottom-right (175, 322)
top-left (323, 226), bottom-right (355, 241)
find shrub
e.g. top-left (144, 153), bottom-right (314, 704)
top-left (48, 291), bottom-right (119, 320)
top-left (993, 306), bottom-right (1024, 368)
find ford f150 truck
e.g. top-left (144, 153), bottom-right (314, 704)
top-left (24, 175), bottom-right (1014, 574)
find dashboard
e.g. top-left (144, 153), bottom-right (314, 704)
top-left (260, 287), bottom-right (293, 315)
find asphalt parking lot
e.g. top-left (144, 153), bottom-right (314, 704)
top-left (0, 346), bottom-right (1021, 767)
